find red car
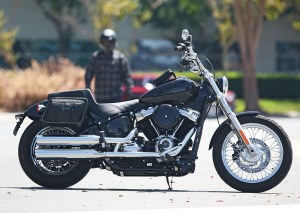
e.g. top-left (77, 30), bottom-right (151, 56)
top-left (122, 73), bottom-right (236, 117)
top-left (122, 73), bottom-right (158, 101)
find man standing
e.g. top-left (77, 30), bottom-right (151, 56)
top-left (85, 29), bottom-right (133, 103)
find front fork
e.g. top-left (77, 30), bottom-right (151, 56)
top-left (187, 50), bottom-right (257, 155)
top-left (205, 72), bottom-right (257, 155)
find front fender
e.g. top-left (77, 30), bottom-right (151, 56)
top-left (208, 111), bottom-right (260, 150)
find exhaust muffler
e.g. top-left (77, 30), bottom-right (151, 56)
top-left (34, 128), bottom-right (195, 160)
top-left (36, 128), bottom-right (138, 146)
top-left (35, 149), bottom-right (161, 159)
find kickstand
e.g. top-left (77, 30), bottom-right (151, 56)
top-left (166, 176), bottom-right (174, 190)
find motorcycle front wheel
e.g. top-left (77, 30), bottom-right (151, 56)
top-left (18, 121), bottom-right (93, 189)
top-left (212, 115), bottom-right (292, 192)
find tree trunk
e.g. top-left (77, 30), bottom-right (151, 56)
top-left (233, 0), bottom-right (266, 111)
top-left (222, 44), bottom-right (229, 71)
top-left (243, 54), bottom-right (260, 110)
top-left (57, 25), bottom-right (70, 57)
top-left (35, 0), bottom-right (72, 57)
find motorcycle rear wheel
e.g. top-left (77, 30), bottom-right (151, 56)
top-left (212, 115), bottom-right (292, 192)
top-left (18, 121), bottom-right (93, 189)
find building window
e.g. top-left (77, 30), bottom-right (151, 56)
top-left (276, 42), bottom-right (300, 72)
top-left (13, 39), bottom-right (98, 68)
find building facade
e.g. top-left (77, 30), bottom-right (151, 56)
top-left (1, 0), bottom-right (299, 72)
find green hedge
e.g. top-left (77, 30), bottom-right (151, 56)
top-left (174, 71), bottom-right (300, 99)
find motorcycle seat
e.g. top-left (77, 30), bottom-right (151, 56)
top-left (82, 90), bottom-right (140, 118)
top-left (48, 89), bottom-right (140, 118)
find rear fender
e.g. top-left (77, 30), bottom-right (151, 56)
top-left (13, 100), bottom-right (48, 136)
top-left (208, 111), bottom-right (260, 150)
top-left (25, 100), bottom-right (48, 120)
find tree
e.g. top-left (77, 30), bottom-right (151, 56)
top-left (232, 0), bottom-right (285, 111)
top-left (35, 0), bottom-right (87, 56)
top-left (80, 0), bottom-right (138, 39)
top-left (209, 0), bottom-right (236, 70)
top-left (0, 10), bottom-right (18, 68)
top-left (132, 0), bottom-right (210, 39)
top-left (286, 0), bottom-right (300, 31)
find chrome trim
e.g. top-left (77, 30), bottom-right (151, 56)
top-left (163, 128), bottom-right (195, 156)
top-left (179, 108), bottom-right (200, 122)
top-left (135, 107), bottom-right (155, 122)
top-left (35, 149), bottom-right (161, 159)
top-left (122, 143), bottom-right (141, 152)
top-left (149, 119), bottom-right (160, 137)
top-left (105, 128), bottom-right (138, 144)
top-left (114, 144), bottom-right (121, 152)
top-left (155, 137), bottom-right (174, 153)
top-left (222, 76), bottom-right (229, 94)
top-left (36, 135), bottom-right (100, 146)
top-left (35, 128), bottom-right (195, 159)
top-left (36, 128), bottom-right (138, 146)
top-left (172, 119), bottom-right (184, 137)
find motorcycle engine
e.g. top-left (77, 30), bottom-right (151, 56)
top-left (153, 104), bottom-right (180, 130)
top-left (135, 104), bottom-right (199, 153)
top-left (155, 136), bottom-right (175, 152)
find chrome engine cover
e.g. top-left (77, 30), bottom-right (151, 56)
top-left (135, 106), bottom-right (199, 152)
top-left (122, 143), bottom-right (141, 152)
top-left (155, 136), bottom-right (175, 153)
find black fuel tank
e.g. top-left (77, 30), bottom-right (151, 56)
top-left (139, 77), bottom-right (197, 104)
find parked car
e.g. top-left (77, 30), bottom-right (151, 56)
top-left (123, 73), bottom-right (236, 118)
top-left (130, 39), bottom-right (180, 71)
top-left (122, 73), bottom-right (157, 100)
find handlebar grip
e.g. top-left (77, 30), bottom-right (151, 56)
top-left (174, 46), bottom-right (184, 52)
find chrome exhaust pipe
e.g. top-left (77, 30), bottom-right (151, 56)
top-left (36, 128), bottom-right (138, 146)
top-left (35, 149), bottom-right (161, 159)
top-left (36, 135), bottom-right (100, 146)
top-left (163, 128), bottom-right (195, 156)
top-left (35, 127), bottom-right (195, 160)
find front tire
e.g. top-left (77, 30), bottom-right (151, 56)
top-left (18, 121), bottom-right (93, 189)
top-left (212, 115), bottom-right (292, 192)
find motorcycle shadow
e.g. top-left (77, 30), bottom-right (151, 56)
top-left (3, 187), bottom-right (278, 194)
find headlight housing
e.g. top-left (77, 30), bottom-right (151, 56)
top-left (217, 76), bottom-right (229, 94)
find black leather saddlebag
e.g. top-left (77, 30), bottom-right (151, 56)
top-left (42, 97), bottom-right (88, 127)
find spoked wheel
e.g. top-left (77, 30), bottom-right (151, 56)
top-left (213, 115), bottom-right (292, 192)
top-left (19, 121), bottom-right (92, 188)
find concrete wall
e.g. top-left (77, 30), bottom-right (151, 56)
top-left (0, 0), bottom-right (166, 44)
top-left (257, 18), bottom-right (300, 72)
top-left (1, 0), bottom-right (300, 72)
top-left (1, 0), bottom-right (58, 39)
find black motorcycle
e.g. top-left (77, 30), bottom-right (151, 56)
top-left (14, 30), bottom-right (292, 192)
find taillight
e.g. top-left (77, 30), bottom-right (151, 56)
top-left (36, 104), bottom-right (46, 113)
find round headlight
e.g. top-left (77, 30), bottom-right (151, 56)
top-left (217, 76), bottom-right (229, 94)
top-left (182, 29), bottom-right (189, 40)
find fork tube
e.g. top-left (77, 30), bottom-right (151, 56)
top-left (195, 59), bottom-right (257, 155)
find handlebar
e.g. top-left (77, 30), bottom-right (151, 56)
top-left (174, 43), bottom-right (187, 52)
top-left (174, 36), bottom-right (211, 77)
top-left (174, 46), bottom-right (184, 52)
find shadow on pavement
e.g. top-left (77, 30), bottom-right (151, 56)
top-left (0, 186), bottom-right (279, 194)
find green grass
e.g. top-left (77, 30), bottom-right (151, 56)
top-left (236, 99), bottom-right (300, 114)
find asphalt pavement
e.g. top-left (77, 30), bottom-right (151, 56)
top-left (0, 112), bottom-right (300, 212)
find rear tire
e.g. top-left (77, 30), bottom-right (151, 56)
top-left (212, 115), bottom-right (292, 192)
top-left (18, 121), bottom-right (93, 189)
